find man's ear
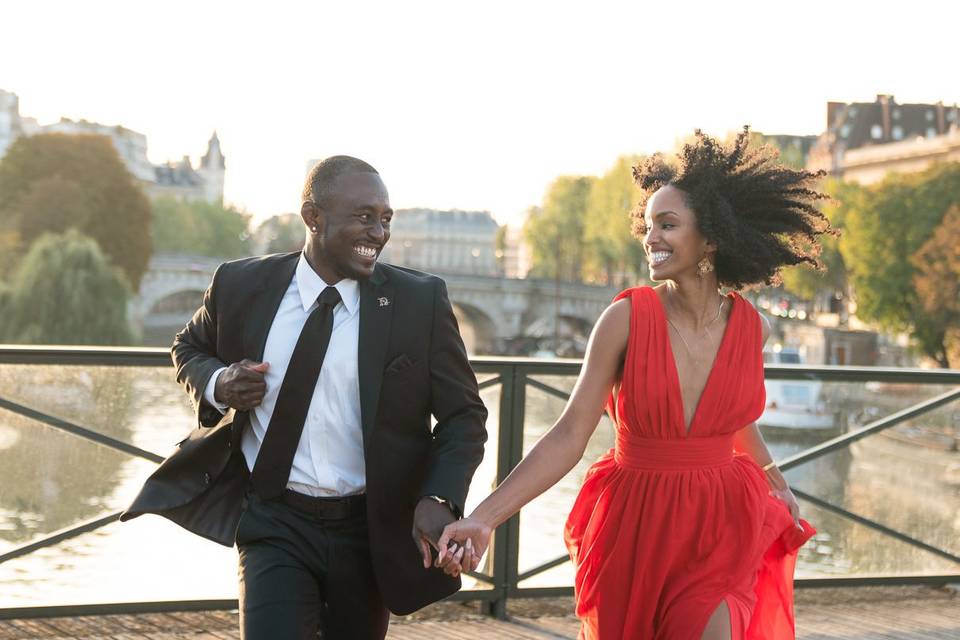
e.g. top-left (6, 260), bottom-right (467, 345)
top-left (301, 201), bottom-right (325, 236)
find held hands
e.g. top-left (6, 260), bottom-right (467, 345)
top-left (412, 498), bottom-right (458, 570)
top-left (214, 359), bottom-right (269, 411)
top-left (435, 516), bottom-right (493, 577)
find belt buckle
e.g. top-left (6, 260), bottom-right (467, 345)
top-left (317, 498), bottom-right (347, 520)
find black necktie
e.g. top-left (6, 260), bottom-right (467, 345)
top-left (250, 285), bottom-right (342, 499)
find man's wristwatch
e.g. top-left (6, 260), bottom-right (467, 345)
top-left (424, 495), bottom-right (458, 517)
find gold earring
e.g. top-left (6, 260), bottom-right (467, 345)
top-left (697, 257), bottom-right (714, 277)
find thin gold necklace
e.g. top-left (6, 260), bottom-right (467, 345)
top-left (665, 292), bottom-right (726, 367)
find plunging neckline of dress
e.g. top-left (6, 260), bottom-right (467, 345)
top-left (653, 289), bottom-right (738, 438)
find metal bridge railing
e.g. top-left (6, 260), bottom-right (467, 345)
top-left (0, 347), bottom-right (957, 619)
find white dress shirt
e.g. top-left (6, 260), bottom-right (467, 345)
top-left (204, 253), bottom-right (365, 497)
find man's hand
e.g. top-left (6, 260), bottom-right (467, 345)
top-left (412, 497), bottom-right (456, 569)
top-left (214, 360), bottom-right (269, 411)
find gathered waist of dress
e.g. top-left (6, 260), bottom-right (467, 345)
top-left (614, 432), bottom-right (735, 470)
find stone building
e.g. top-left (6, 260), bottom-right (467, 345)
top-left (378, 208), bottom-right (500, 276)
top-left (0, 88), bottom-right (225, 203)
top-left (807, 94), bottom-right (960, 182)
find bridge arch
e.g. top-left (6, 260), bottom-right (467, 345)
top-left (451, 302), bottom-right (498, 355)
top-left (134, 256), bottom-right (623, 354)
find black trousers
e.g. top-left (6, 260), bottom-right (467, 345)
top-left (236, 493), bottom-right (389, 640)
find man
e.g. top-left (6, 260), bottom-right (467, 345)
top-left (122, 156), bottom-right (488, 639)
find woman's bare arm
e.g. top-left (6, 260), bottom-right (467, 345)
top-left (468, 298), bottom-right (631, 530)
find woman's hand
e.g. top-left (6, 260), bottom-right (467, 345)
top-left (435, 517), bottom-right (493, 577)
top-left (771, 485), bottom-right (803, 530)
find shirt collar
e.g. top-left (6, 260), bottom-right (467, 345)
top-left (295, 252), bottom-right (360, 316)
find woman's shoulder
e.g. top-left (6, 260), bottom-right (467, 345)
top-left (727, 292), bottom-right (769, 342)
top-left (611, 285), bottom-right (656, 305)
top-left (604, 285), bottom-right (660, 336)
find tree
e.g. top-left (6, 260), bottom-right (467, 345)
top-left (0, 229), bottom-right (133, 345)
top-left (583, 155), bottom-right (648, 287)
top-left (252, 212), bottom-right (305, 255)
top-left (840, 162), bottom-right (960, 366)
top-left (494, 224), bottom-right (508, 275)
top-left (523, 176), bottom-right (594, 281)
top-left (780, 178), bottom-right (852, 300)
top-left (0, 133), bottom-right (152, 288)
top-left (152, 196), bottom-right (252, 258)
top-left (911, 205), bottom-right (960, 368)
top-left (748, 132), bottom-right (807, 170)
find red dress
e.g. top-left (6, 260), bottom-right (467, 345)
top-left (564, 287), bottom-right (815, 639)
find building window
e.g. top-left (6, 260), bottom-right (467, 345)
top-left (870, 124), bottom-right (883, 140)
top-left (892, 125), bottom-right (904, 140)
top-left (927, 127), bottom-right (937, 138)
top-left (840, 124), bottom-right (852, 139)
top-left (892, 108), bottom-right (901, 120)
top-left (926, 110), bottom-right (935, 122)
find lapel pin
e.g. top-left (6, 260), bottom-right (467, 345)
top-left (378, 297), bottom-right (390, 307)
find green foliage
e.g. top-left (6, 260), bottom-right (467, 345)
top-left (522, 157), bottom-right (654, 286)
top-left (0, 133), bottom-right (152, 288)
top-left (911, 205), bottom-right (960, 367)
top-left (748, 132), bottom-right (807, 169)
top-left (841, 162), bottom-right (960, 366)
top-left (494, 224), bottom-right (508, 274)
top-left (523, 176), bottom-right (594, 281)
top-left (583, 155), bottom-right (648, 286)
top-left (152, 196), bottom-right (252, 258)
top-left (0, 229), bottom-right (133, 345)
top-left (252, 213), bottom-right (304, 255)
top-left (780, 178), bottom-right (852, 299)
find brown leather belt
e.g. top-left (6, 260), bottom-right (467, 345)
top-left (280, 490), bottom-right (366, 520)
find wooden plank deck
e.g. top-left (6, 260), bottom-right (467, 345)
top-left (0, 587), bottom-right (956, 639)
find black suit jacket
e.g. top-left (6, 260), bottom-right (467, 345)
top-left (121, 252), bottom-right (488, 614)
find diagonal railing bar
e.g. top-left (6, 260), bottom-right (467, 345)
top-left (464, 570), bottom-right (496, 585)
top-left (525, 378), bottom-right (572, 402)
top-left (793, 490), bottom-right (960, 564)
top-left (517, 554), bottom-right (570, 582)
top-left (478, 376), bottom-right (503, 391)
top-left (0, 511), bottom-right (122, 565)
top-left (0, 397), bottom-right (164, 463)
top-left (778, 387), bottom-right (960, 472)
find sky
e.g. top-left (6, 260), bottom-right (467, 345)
top-left (2, 0), bottom-right (958, 227)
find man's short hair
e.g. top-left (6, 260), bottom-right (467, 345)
top-left (302, 155), bottom-right (379, 205)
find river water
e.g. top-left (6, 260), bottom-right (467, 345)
top-left (0, 365), bottom-right (957, 607)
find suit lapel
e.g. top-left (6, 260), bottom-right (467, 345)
top-left (358, 264), bottom-right (394, 441)
top-left (242, 253), bottom-right (299, 360)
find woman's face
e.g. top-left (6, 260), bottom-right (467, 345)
top-left (642, 184), bottom-right (714, 282)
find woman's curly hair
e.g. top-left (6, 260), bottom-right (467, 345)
top-left (631, 127), bottom-right (834, 289)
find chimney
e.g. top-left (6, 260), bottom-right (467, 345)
top-left (827, 101), bottom-right (844, 129)
top-left (878, 95), bottom-right (892, 140)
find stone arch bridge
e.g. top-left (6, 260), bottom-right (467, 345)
top-left (132, 255), bottom-right (621, 353)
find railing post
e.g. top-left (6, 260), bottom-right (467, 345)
top-left (481, 365), bottom-right (526, 619)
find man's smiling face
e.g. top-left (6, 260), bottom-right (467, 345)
top-left (304, 171), bottom-right (392, 283)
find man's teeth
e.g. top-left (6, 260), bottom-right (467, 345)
top-left (355, 245), bottom-right (377, 258)
top-left (651, 251), bottom-right (671, 265)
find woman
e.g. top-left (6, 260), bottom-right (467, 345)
top-left (437, 128), bottom-right (830, 639)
